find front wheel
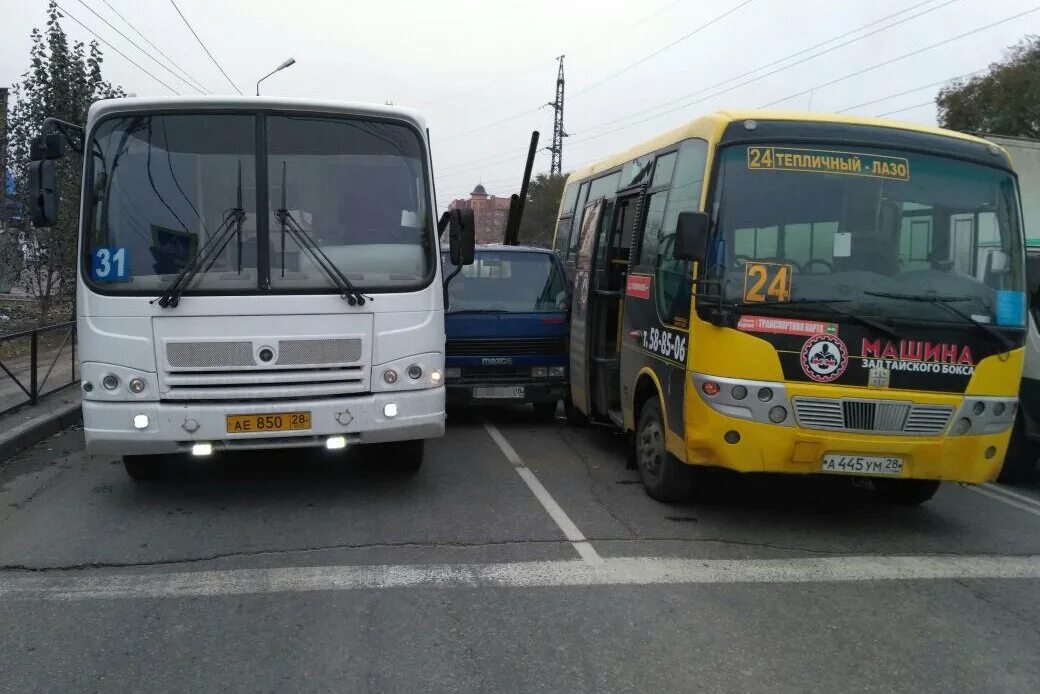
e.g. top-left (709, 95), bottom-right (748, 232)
top-left (635, 399), bottom-right (693, 502)
top-left (122, 454), bottom-right (167, 482)
top-left (873, 478), bottom-right (941, 505)
top-left (372, 439), bottom-right (424, 474)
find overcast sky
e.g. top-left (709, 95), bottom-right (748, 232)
top-left (4, 0), bottom-right (1040, 207)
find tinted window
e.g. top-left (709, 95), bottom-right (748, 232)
top-left (443, 251), bottom-right (567, 313)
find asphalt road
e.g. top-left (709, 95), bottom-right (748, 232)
top-left (2, 407), bottom-right (1040, 693)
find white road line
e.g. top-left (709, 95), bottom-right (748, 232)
top-left (966, 485), bottom-right (1040, 518)
top-left (980, 483), bottom-right (1040, 510)
top-left (3, 554), bottom-right (1040, 601)
top-left (484, 420), bottom-right (604, 565)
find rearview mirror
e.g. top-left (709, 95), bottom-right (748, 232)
top-left (28, 160), bottom-right (59, 227)
top-left (672, 211), bottom-right (710, 264)
top-left (1026, 253), bottom-right (1040, 298)
top-left (449, 208), bottom-right (475, 266)
top-left (29, 133), bottom-right (67, 162)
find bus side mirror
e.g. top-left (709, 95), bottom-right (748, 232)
top-left (1026, 254), bottom-right (1040, 298)
top-left (449, 208), bottom-right (475, 266)
top-left (29, 133), bottom-right (67, 162)
top-left (673, 211), bottom-right (709, 263)
top-left (28, 160), bottom-right (60, 227)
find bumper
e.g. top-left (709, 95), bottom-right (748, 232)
top-left (446, 381), bottom-right (567, 405)
top-left (684, 391), bottom-right (1009, 484)
top-left (83, 387), bottom-right (445, 456)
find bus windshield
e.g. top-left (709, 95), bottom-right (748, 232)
top-left (444, 250), bottom-right (568, 313)
top-left (84, 112), bottom-right (431, 293)
top-left (711, 144), bottom-right (1026, 325)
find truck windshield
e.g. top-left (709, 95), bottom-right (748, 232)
top-left (709, 144), bottom-right (1027, 327)
top-left (84, 112), bottom-right (431, 293)
top-left (444, 250), bottom-right (567, 313)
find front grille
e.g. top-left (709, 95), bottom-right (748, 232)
top-left (167, 341), bottom-right (254, 368)
top-left (457, 367), bottom-right (538, 384)
top-left (277, 338), bottom-right (362, 365)
top-left (447, 337), bottom-right (566, 357)
top-left (161, 367), bottom-right (367, 401)
top-left (793, 397), bottom-right (953, 435)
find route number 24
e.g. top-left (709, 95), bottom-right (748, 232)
top-left (743, 261), bottom-right (792, 303)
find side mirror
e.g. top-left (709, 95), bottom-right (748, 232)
top-left (29, 133), bottom-right (67, 162)
top-left (28, 160), bottom-right (59, 227)
top-left (449, 208), bottom-right (475, 266)
top-left (1026, 253), bottom-right (1040, 298)
top-left (672, 211), bottom-right (710, 263)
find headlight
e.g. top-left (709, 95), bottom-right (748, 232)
top-left (532, 367), bottom-right (548, 378)
top-left (953, 417), bottom-right (972, 435)
top-left (383, 369), bottom-right (398, 384)
top-left (102, 374), bottom-right (120, 391)
top-left (549, 366), bottom-right (566, 378)
top-left (407, 364), bottom-right (423, 380)
top-left (128, 378), bottom-right (147, 394)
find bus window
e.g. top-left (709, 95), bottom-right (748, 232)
top-left (588, 171), bottom-right (622, 201)
top-left (567, 181), bottom-right (591, 261)
top-left (652, 152), bottom-right (677, 188)
top-left (553, 183), bottom-right (580, 257)
top-left (661, 139), bottom-right (709, 250)
top-left (622, 156), bottom-right (653, 188)
top-left (635, 192), bottom-right (668, 268)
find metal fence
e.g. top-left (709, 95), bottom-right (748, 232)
top-left (0, 321), bottom-right (78, 416)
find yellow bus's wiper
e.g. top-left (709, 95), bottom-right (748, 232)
top-left (863, 290), bottom-right (1016, 352)
top-left (734, 298), bottom-right (899, 340)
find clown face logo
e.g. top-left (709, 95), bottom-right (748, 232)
top-left (800, 334), bottom-right (848, 382)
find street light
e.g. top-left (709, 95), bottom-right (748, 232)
top-left (256, 58), bottom-right (296, 96)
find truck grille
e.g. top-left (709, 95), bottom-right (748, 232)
top-left (792, 397), bottom-right (953, 436)
top-left (457, 367), bottom-right (537, 384)
top-left (446, 337), bottom-right (566, 357)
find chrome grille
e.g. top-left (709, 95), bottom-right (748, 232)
top-left (277, 338), bottom-right (362, 365)
top-left (793, 397), bottom-right (952, 436)
top-left (167, 341), bottom-right (253, 368)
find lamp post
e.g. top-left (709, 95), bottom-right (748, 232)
top-left (256, 58), bottom-right (296, 96)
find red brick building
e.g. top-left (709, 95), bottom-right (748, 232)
top-left (449, 184), bottom-right (511, 244)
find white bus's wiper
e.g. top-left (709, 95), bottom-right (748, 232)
top-left (863, 290), bottom-right (1016, 352)
top-left (276, 163), bottom-right (369, 306)
top-left (154, 206), bottom-right (245, 308)
top-left (734, 298), bottom-right (899, 340)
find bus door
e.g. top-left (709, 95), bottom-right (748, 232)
top-left (569, 198), bottom-right (605, 417)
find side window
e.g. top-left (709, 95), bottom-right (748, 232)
top-left (636, 192), bottom-right (668, 268)
top-left (655, 140), bottom-right (708, 326)
top-left (661, 139), bottom-right (708, 237)
top-left (621, 156), bottom-right (653, 188)
top-left (567, 182), bottom-right (591, 261)
top-left (552, 183), bottom-right (579, 257)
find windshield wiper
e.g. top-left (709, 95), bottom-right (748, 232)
top-left (733, 298), bottom-right (900, 340)
top-left (277, 162), bottom-right (369, 306)
top-left (863, 290), bottom-right (1016, 351)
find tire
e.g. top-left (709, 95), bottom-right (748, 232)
top-left (873, 478), bottom-right (941, 505)
top-left (375, 439), bottom-right (425, 474)
top-left (634, 399), bottom-right (693, 502)
top-left (533, 401), bottom-right (559, 421)
top-left (122, 454), bottom-right (166, 482)
top-left (998, 414), bottom-right (1037, 483)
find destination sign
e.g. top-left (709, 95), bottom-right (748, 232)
top-left (747, 146), bottom-right (910, 181)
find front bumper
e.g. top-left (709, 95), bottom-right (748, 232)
top-left (446, 381), bottom-right (567, 405)
top-left (83, 387), bottom-right (445, 456)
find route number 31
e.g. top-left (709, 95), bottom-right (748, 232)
top-left (92, 247), bottom-right (130, 282)
top-left (742, 261), bottom-right (792, 303)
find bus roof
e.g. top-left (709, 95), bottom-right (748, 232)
top-left (86, 96), bottom-right (428, 131)
top-left (566, 110), bottom-right (1001, 184)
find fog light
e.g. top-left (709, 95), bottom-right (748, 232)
top-left (128, 378), bottom-right (146, 394)
top-left (731, 385), bottom-right (748, 400)
top-left (102, 374), bottom-right (120, 391)
top-left (985, 446), bottom-right (997, 459)
top-left (769, 405), bottom-right (788, 423)
top-left (407, 364), bottom-right (423, 380)
top-left (549, 366), bottom-right (566, 378)
top-left (383, 369), bottom-right (398, 384)
top-left (191, 443), bottom-right (213, 456)
top-left (701, 381), bottom-right (720, 397)
top-left (326, 435), bottom-right (347, 450)
top-left (430, 369), bottom-right (442, 383)
top-left (384, 402), bottom-right (398, 418)
top-left (532, 367), bottom-right (548, 378)
top-left (133, 414), bottom-right (149, 430)
top-left (758, 387), bottom-right (773, 402)
top-left (445, 367), bottom-right (461, 380)
top-left (953, 417), bottom-right (972, 435)
top-left (993, 402), bottom-right (1006, 417)
top-left (724, 430), bottom-right (741, 444)
top-left (972, 401), bottom-right (985, 416)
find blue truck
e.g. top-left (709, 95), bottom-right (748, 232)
top-left (442, 245), bottom-right (569, 419)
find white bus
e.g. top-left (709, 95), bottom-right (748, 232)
top-left (27, 97), bottom-right (474, 480)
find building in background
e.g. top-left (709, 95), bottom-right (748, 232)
top-left (449, 183), bottom-right (511, 244)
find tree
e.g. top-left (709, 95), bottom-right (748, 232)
top-left (6, 1), bottom-right (123, 322)
top-left (937, 36), bottom-right (1040, 137)
top-left (516, 173), bottom-right (567, 248)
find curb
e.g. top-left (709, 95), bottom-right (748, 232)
top-left (0, 401), bottom-right (83, 462)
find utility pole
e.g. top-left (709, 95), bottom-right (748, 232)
top-left (546, 56), bottom-right (566, 176)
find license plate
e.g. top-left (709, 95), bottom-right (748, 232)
top-left (821, 454), bottom-right (903, 476)
top-left (472, 386), bottom-right (525, 399)
top-left (226, 411), bottom-right (312, 433)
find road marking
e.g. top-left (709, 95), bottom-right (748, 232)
top-left (3, 554), bottom-right (1040, 601)
top-left (484, 420), bottom-right (603, 564)
top-left (981, 483), bottom-right (1040, 510)
top-left (966, 484), bottom-right (1040, 518)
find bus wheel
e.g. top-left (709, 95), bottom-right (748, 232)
top-left (376, 439), bottom-right (424, 474)
top-left (533, 401), bottom-right (559, 421)
top-left (873, 479), bottom-right (940, 505)
top-left (122, 455), bottom-right (166, 482)
top-left (635, 399), bottom-right (692, 502)
top-left (998, 414), bottom-right (1037, 483)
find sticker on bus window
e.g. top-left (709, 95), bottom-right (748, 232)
top-left (742, 261), bottom-right (792, 303)
top-left (995, 290), bottom-right (1026, 326)
top-left (91, 246), bottom-right (131, 282)
top-left (747, 146), bottom-right (910, 181)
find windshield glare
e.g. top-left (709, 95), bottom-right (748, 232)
top-left (711, 144), bottom-right (1026, 324)
top-left (85, 113), bottom-right (431, 293)
top-left (444, 251), bottom-right (567, 313)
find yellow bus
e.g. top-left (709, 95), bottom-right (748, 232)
top-left (553, 110), bottom-right (1039, 504)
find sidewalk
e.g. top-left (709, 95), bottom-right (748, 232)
top-left (0, 390), bottom-right (82, 462)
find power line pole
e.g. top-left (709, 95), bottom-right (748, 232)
top-left (546, 55), bottom-right (566, 176)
